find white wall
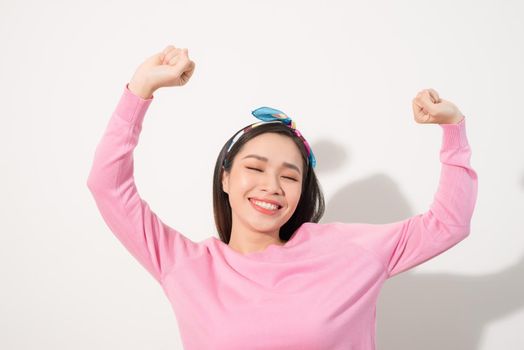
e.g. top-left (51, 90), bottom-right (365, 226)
top-left (1, 0), bottom-right (522, 349)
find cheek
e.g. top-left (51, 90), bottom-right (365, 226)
top-left (230, 172), bottom-right (256, 196)
top-left (287, 185), bottom-right (302, 206)
top-left (237, 174), bottom-right (256, 190)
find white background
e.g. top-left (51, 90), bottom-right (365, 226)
top-left (1, 0), bottom-right (523, 349)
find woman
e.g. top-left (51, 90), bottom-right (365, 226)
top-left (87, 44), bottom-right (478, 349)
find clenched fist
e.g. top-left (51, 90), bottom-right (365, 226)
top-left (129, 44), bottom-right (196, 99)
top-left (412, 89), bottom-right (464, 124)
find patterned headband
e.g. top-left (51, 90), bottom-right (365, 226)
top-left (223, 106), bottom-right (317, 168)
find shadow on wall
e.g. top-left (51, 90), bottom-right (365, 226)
top-left (312, 139), bottom-right (524, 350)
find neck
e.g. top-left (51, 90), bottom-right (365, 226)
top-left (228, 228), bottom-right (283, 255)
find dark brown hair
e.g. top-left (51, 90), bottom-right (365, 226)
top-left (212, 122), bottom-right (325, 244)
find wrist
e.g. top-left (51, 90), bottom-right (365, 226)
top-left (439, 112), bottom-right (464, 124)
top-left (447, 113), bottom-right (464, 124)
top-left (128, 76), bottom-right (155, 100)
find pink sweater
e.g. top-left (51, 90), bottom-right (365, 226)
top-left (87, 84), bottom-right (478, 349)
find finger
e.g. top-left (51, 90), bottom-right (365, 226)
top-left (412, 94), bottom-right (436, 124)
top-left (428, 88), bottom-right (440, 103)
top-left (160, 45), bottom-right (174, 62)
top-left (168, 54), bottom-right (180, 66)
top-left (169, 48), bottom-right (190, 66)
top-left (414, 91), bottom-right (438, 116)
top-left (162, 45), bottom-right (176, 55)
top-left (168, 49), bottom-right (187, 66)
top-left (164, 48), bottom-right (183, 65)
top-left (182, 60), bottom-right (196, 82)
top-left (177, 48), bottom-right (189, 59)
top-left (162, 46), bottom-right (180, 63)
top-left (165, 54), bottom-right (190, 77)
top-left (412, 99), bottom-right (421, 117)
top-left (412, 98), bottom-right (427, 119)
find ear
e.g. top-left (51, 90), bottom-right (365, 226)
top-left (221, 168), bottom-right (230, 194)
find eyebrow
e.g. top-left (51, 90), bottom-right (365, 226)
top-left (241, 154), bottom-right (302, 174)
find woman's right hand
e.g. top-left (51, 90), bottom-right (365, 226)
top-left (129, 45), bottom-right (196, 98)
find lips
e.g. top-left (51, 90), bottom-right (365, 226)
top-left (249, 197), bottom-right (283, 209)
top-left (249, 199), bottom-right (282, 216)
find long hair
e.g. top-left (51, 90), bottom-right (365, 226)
top-left (212, 122), bottom-right (325, 244)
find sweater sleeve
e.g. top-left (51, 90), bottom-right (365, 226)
top-left (339, 117), bottom-right (478, 279)
top-left (86, 83), bottom-right (202, 284)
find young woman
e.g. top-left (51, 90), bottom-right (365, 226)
top-left (87, 44), bottom-right (478, 349)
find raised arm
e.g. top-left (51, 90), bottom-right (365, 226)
top-left (334, 89), bottom-right (478, 279)
top-left (86, 45), bottom-right (200, 284)
top-left (381, 116), bottom-right (478, 278)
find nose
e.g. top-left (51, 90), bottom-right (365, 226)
top-left (262, 172), bottom-right (283, 195)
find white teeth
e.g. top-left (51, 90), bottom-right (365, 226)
top-left (252, 200), bottom-right (279, 210)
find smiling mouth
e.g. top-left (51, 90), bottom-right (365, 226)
top-left (249, 198), bottom-right (282, 211)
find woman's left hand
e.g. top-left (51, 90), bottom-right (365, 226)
top-left (412, 88), bottom-right (464, 124)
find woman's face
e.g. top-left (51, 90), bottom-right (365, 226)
top-left (222, 132), bottom-right (304, 239)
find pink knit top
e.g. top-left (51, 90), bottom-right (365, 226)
top-left (87, 84), bottom-right (478, 349)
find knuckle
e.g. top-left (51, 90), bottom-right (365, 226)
top-left (164, 45), bottom-right (175, 53)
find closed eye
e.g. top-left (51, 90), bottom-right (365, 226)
top-left (246, 167), bottom-right (298, 182)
